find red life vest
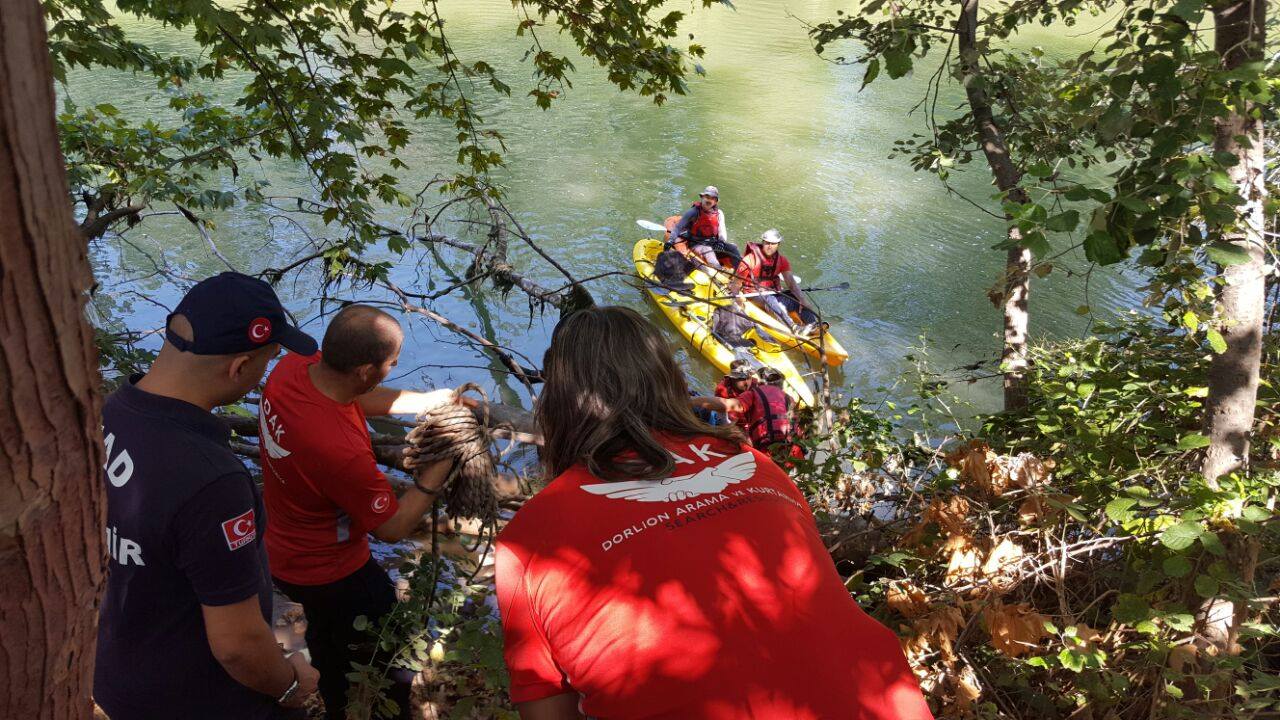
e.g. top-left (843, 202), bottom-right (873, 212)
top-left (743, 384), bottom-right (792, 447)
top-left (688, 202), bottom-right (721, 242)
top-left (744, 242), bottom-right (784, 290)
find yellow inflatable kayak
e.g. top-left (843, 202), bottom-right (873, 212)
top-left (740, 298), bottom-right (850, 367)
top-left (633, 239), bottom-right (815, 408)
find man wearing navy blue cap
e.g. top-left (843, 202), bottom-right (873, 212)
top-left (94, 272), bottom-right (321, 719)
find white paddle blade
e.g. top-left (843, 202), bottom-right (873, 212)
top-left (636, 219), bottom-right (667, 233)
top-left (791, 274), bottom-right (802, 284)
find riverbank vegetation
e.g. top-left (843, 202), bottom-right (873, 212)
top-left (345, 313), bottom-right (1280, 719)
top-left (0, 0), bottom-right (1276, 718)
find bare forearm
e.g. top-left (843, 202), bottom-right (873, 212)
top-left (219, 642), bottom-right (294, 699)
top-left (690, 396), bottom-right (732, 413)
top-left (786, 277), bottom-right (812, 308)
top-left (204, 606), bottom-right (294, 699)
top-left (372, 486), bottom-right (435, 542)
top-left (358, 386), bottom-right (454, 416)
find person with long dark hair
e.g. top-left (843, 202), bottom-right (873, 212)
top-left (495, 306), bottom-right (932, 720)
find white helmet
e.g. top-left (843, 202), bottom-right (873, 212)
top-left (760, 229), bottom-right (783, 245)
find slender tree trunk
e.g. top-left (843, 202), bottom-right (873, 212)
top-left (0, 0), bottom-right (106, 717)
top-left (956, 0), bottom-right (1032, 411)
top-left (1201, 0), bottom-right (1268, 484)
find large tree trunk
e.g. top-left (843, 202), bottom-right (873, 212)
top-left (956, 0), bottom-right (1032, 411)
top-left (1201, 0), bottom-right (1268, 484)
top-left (0, 0), bottom-right (106, 718)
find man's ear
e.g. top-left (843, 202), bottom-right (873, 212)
top-left (227, 353), bottom-right (253, 381)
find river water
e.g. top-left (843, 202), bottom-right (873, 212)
top-left (74, 0), bottom-right (1139, 413)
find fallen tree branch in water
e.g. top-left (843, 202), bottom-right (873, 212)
top-left (379, 277), bottom-right (543, 393)
top-left (260, 193), bottom-right (596, 312)
top-left (418, 232), bottom-right (593, 312)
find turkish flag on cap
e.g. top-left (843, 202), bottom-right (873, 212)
top-left (222, 509), bottom-right (257, 550)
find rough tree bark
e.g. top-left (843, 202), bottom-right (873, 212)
top-left (0, 0), bottom-right (106, 718)
top-left (1201, 0), bottom-right (1268, 485)
top-left (956, 0), bottom-right (1033, 411)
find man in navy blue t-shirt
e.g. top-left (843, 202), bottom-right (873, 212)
top-left (94, 273), bottom-right (321, 719)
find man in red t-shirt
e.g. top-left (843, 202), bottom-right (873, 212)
top-left (497, 435), bottom-right (932, 719)
top-left (259, 304), bottom-right (455, 719)
top-left (737, 228), bottom-right (820, 334)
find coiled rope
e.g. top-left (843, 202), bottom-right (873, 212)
top-left (401, 383), bottom-right (499, 523)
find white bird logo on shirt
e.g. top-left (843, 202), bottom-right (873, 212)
top-left (581, 452), bottom-right (757, 503)
top-left (258, 404), bottom-right (291, 460)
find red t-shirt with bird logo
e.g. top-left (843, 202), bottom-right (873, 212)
top-left (496, 434), bottom-right (933, 719)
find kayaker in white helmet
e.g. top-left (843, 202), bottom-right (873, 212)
top-left (737, 228), bottom-right (820, 336)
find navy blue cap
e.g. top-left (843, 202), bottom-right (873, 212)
top-left (166, 272), bottom-right (317, 356)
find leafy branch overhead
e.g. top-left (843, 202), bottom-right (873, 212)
top-left (811, 0), bottom-right (1276, 362)
top-left (812, 0), bottom-right (1274, 268)
top-left (48, 0), bottom-right (732, 269)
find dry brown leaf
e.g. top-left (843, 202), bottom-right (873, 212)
top-left (1070, 623), bottom-right (1103, 649)
top-left (983, 602), bottom-right (1050, 658)
top-left (1168, 643), bottom-right (1199, 673)
top-left (910, 605), bottom-right (966, 665)
top-left (1016, 495), bottom-right (1050, 526)
top-left (944, 533), bottom-right (986, 588)
top-left (905, 495), bottom-right (974, 549)
top-left (981, 538), bottom-right (1025, 594)
top-left (929, 495), bottom-right (973, 536)
top-left (886, 581), bottom-right (931, 619)
top-left (948, 441), bottom-right (1009, 497)
top-left (950, 663), bottom-right (983, 711)
top-left (1009, 453), bottom-right (1055, 489)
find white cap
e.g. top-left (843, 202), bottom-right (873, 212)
top-left (700, 185), bottom-right (720, 199)
top-left (760, 229), bottom-right (783, 245)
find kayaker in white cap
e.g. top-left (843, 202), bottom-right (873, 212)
top-left (669, 185), bottom-right (741, 272)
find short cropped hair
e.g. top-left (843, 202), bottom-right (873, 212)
top-left (321, 305), bottom-right (401, 372)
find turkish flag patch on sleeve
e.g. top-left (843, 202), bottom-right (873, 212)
top-left (221, 509), bottom-right (257, 551)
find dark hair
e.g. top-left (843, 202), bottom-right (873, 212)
top-left (320, 304), bottom-right (401, 372)
top-left (537, 306), bottom-right (743, 481)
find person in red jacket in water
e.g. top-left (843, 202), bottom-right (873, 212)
top-left (694, 367), bottom-right (799, 455)
top-left (666, 185), bottom-right (741, 274)
top-left (497, 306), bottom-right (933, 720)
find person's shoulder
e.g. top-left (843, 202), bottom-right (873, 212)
top-left (498, 468), bottom-right (590, 544)
top-left (681, 433), bottom-right (746, 456)
top-left (156, 453), bottom-right (254, 517)
top-left (269, 351), bottom-right (318, 382)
